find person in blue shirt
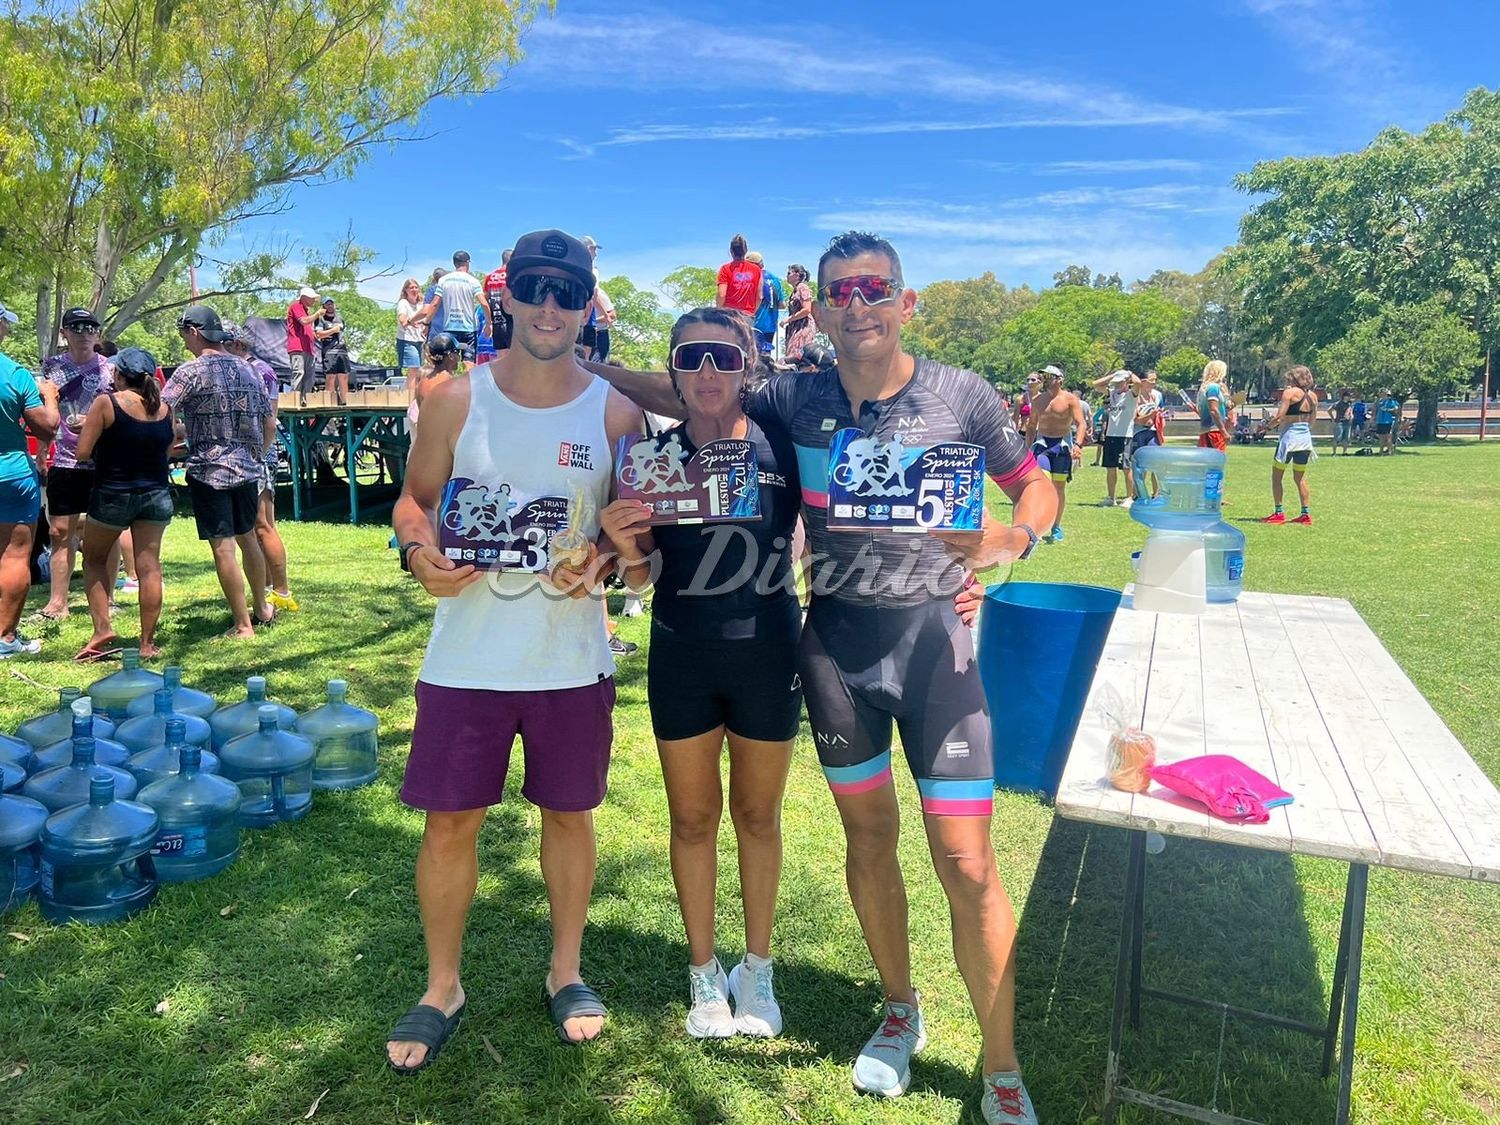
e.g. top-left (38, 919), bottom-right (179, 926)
top-left (748, 252), bottom-right (783, 356)
top-left (1375, 390), bottom-right (1402, 455)
top-left (1350, 397), bottom-right (1368, 438)
top-left (0, 301), bottom-right (61, 657)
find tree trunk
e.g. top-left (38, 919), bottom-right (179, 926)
top-left (103, 233), bottom-right (191, 337)
top-left (33, 282), bottom-right (52, 362)
top-left (1414, 389), bottom-right (1440, 440)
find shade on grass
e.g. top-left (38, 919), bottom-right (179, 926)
top-left (1, 442), bottom-right (1497, 1123)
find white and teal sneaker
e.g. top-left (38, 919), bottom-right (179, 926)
top-left (0, 633), bottom-right (41, 659)
top-left (684, 958), bottom-right (735, 1039)
top-left (851, 998), bottom-right (926, 1096)
top-left (982, 1071), bottom-right (1038, 1123)
top-left (728, 955), bottom-right (782, 1037)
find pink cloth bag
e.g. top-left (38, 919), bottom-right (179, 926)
top-left (1148, 755), bottom-right (1294, 824)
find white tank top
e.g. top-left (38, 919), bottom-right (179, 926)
top-left (419, 370), bottom-right (613, 691)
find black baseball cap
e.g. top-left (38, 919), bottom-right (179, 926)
top-left (428, 333), bottom-right (459, 359)
top-left (60, 306), bottom-right (102, 330)
top-left (114, 347), bottom-right (159, 379)
top-left (506, 229), bottom-right (596, 293)
top-left (176, 304), bottom-right (231, 343)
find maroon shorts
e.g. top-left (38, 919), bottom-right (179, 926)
top-left (400, 679), bottom-right (616, 813)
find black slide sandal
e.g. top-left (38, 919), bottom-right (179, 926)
top-left (386, 1002), bottom-right (465, 1074)
top-left (544, 982), bottom-right (607, 1046)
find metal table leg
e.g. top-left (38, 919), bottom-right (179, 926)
top-left (1321, 865), bottom-right (1358, 1076)
top-left (1101, 841), bottom-right (1369, 1125)
top-left (1103, 829), bottom-right (1147, 1125)
top-left (1334, 864), bottom-right (1367, 1125)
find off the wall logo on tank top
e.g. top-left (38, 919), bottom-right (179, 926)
top-left (558, 441), bottom-right (595, 470)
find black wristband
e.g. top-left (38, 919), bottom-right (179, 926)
top-left (399, 542), bottom-right (428, 573)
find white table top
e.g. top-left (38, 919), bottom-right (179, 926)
top-left (1055, 591), bottom-right (1500, 883)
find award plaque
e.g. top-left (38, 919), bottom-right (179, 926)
top-left (825, 428), bottom-right (985, 533)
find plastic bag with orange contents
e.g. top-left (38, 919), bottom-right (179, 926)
top-left (1097, 685), bottom-right (1157, 793)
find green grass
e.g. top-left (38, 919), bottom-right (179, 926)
top-left (2, 441), bottom-right (1498, 1124)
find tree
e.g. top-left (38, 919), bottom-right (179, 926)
top-left (1053, 264), bottom-right (1092, 288)
top-left (904, 273), bottom-right (1038, 375)
top-left (1317, 299), bottom-right (1479, 438)
top-left (1092, 271), bottom-right (1123, 291)
top-left (658, 266), bottom-right (718, 314)
top-left (990, 286), bottom-right (1186, 382)
top-left (1156, 345), bottom-right (1212, 388)
top-left (0, 0), bottom-right (548, 355)
top-left (1229, 86), bottom-right (1500, 370)
top-left (1131, 269), bottom-right (1201, 313)
top-left (600, 275), bottom-right (674, 370)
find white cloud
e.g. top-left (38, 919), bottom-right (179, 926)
top-left (1040, 159), bottom-right (1206, 175)
top-left (521, 9), bottom-right (1295, 153)
top-left (1033, 184), bottom-right (1205, 211)
top-left (1240, 0), bottom-right (1442, 127)
top-left (588, 108), bottom-right (1290, 150)
top-left (809, 197), bottom-right (1227, 286)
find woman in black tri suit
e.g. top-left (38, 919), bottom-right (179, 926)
top-left (599, 308), bottom-right (800, 1041)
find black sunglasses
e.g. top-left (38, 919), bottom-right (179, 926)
top-left (507, 273), bottom-right (592, 311)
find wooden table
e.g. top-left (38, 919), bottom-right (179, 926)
top-left (1055, 591), bottom-right (1500, 1125)
top-left (274, 402), bottom-right (410, 523)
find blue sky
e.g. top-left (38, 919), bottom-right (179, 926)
top-left (231, 0), bottom-right (1500, 305)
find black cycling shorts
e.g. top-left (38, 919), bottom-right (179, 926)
top-left (799, 597), bottom-right (994, 816)
top-left (647, 622), bottom-right (802, 743)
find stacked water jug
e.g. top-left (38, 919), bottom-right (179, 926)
top-left (0, 667), bottom-right (380, 923)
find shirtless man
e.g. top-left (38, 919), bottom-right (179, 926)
top-left (1024, 367), bottom-right (1088, 543)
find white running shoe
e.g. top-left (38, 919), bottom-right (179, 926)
top-left (851, 999), bottom-right (927, 1096)
top-left (0, 633), bottom-right (41, 658)
top-left (981, 1071), bottom-right (1039, 1124)
top-left (684, 958), bottom-right (735, 1039)
top-left (622, 592), bottom-right (645, 618)
top-left (728, 957), bottom-right (782, 1037)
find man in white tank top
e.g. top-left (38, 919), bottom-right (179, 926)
top-left (387, 230), bottom-right (644, 1070)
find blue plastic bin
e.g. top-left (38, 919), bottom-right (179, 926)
top-left (978, 582), bottom-right (1121, 798)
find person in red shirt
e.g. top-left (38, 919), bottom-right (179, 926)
top-left (481, 249), bottom-right (512, 352)
top-left (716, 234), bottom-right (762, 318)
top-left (285, 286), bottom-right (319, 406)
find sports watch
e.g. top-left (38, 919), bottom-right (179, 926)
top-left (1014, 523), bottom-right (1040, 561)
top-left (398, 542), bottom-right (428, 573)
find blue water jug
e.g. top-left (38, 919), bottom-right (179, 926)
top-left (1130, 446), bottom-right (1225, 531)
top-left (128, 717), bottom-right (222, 789)
top-left (16, 687), bottom-right (115, 750)
top-left (209, 676), bottom-right (296, 751)
top-left (115, 689), bottom-right (213, 755)
top-left (138, 730), bottom-right (241, 883)
top-left (2, 760), bottom-right (23, 793)
top-left (979, 582), bottom-right (1122, 798)
top-left (1, 792), bottom-right (48, 915)
top-left (1204, 520), bottom-right (1246, 604)
top-left (23, 736), bottom-right (139, 813)
top-left (2, 732), bottom-right (31, 771)
top-left (32, 703), bottom-right (133, 775)
top-left (126, 665), bottom-right (216, 721)
top-left (87, 648), bottom-right (165, 721)
top-left (220, 706), bottom-right (315, 827)
top-left (38, 775), bottom-right (159, 924)
top-left (298, 680), bottom-right (380, 791)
